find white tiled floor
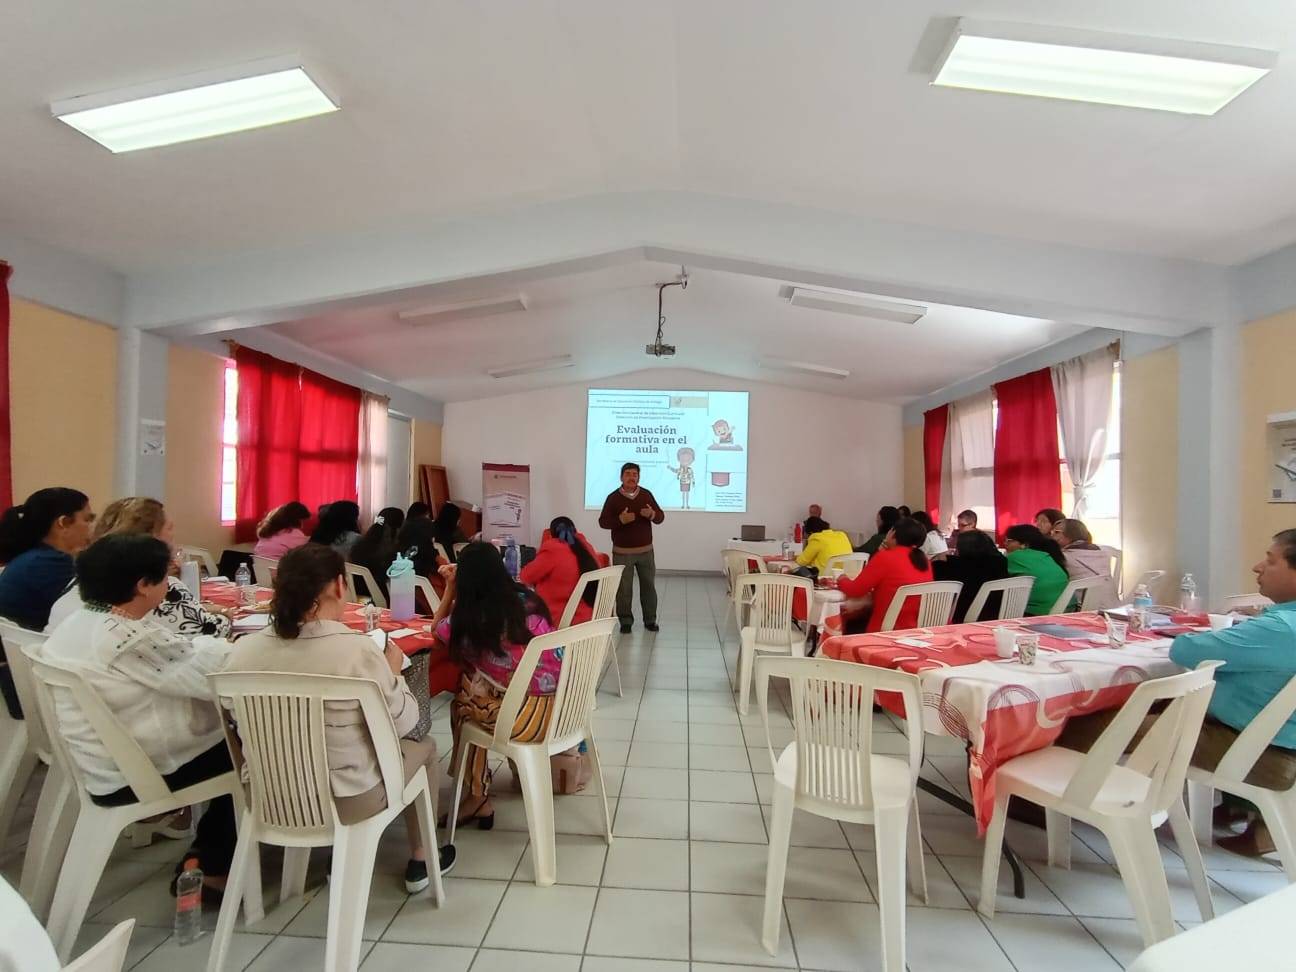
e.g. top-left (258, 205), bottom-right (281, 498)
top-left (4, 574), bottom-right (1286, 970)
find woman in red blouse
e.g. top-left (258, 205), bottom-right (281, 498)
top-left (836, 517), bottom-right (933, 632)
top-left (519, 516), bottom-right (606, 625)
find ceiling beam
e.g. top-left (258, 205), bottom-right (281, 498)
top-left (126, 191), bottom-right (1236, 340)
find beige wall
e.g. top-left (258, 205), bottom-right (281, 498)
top-left (410, 419), bottom-right (443, 498)
top-left (1241, 309), bottom-right (1296, 591)
top-left (902, 424), bottom-right (923, 512)
top-left (165, 343), bottom-right (234, 554)
top-left (10, 298), bottom-right (118, 508)
top-left (1120, 345), bottom-right (1179, 600)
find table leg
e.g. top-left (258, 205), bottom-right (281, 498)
top-left (916, 776), bottom-right (1026, 899)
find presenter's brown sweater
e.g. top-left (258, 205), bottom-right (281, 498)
top-left (598, 488), bottom-right (666, 553)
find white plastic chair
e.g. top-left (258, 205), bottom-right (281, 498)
top-left (963, 576), bottom-right (1034, 623)
top-left (64, 918), bottom-right (134, 972)
top-left (449, 618), bottom-right (618, 886)
top-left (0, 622), bottom-right (47, 860)
top-left (452, 542), bottom-right (469, 558)
top-left (433, 542), bottom-right (452, 563)
top-left (737, 574), bottom-right (812, 715)
top-left (878, 581), bottom-right (962, 632)
top-left (1099, 544), bottom-right (1123, 588)
top-left (412, 575), bottom-right (441, 615)
top-left (250, 556), bottom-right (279, 587)
top-left (1186, 672), bottom-right (1296, 879)
top-left (0, 621), bottom-right (71, 921)
top-left (207, 671), bottom-right (446, 972)
top-left (558, 565), bottom-right (625, 698)
top-left (23, 648), bottom-right (262, 961)
top-left (1222, 593), bottom-right (1273, 613)
top-left (344, 562), bottom-right (387, 609)
top-left (178, 545), bottom-right (219, 577)
top-left (722, 549), bottom-right (767, 636)
top-left (756, 656), bottom-right (927, 971)
top-left (979, 663), bottom-right (1221, 948)
top-left (1128, 569), bottom-right (1167, 602)
top-left (823, 552), bottom-right (868, 579)
top-left (1048, 575), bottom-right (1110, 614)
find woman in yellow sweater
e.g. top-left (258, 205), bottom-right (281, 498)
top-left (795, 516), bottom-right (855, 575)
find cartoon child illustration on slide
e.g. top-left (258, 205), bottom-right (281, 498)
top-left (667, 446), bottom-right (696, 509)
top-left (708, 418), bottom-right (743, 451)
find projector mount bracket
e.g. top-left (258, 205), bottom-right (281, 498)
top-left (647, 267), bottom-right (687, 357)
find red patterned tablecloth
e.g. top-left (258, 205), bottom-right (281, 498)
top-left (819, 611), bottom-right (1201, 831)
top-left (202, 580), bottom-right (440, 656)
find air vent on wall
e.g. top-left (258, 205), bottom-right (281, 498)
top-left (398, 293), bottom-right (528, 326)
top-left (784, 287), bottom-right (927, 325)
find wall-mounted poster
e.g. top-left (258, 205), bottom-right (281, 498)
top-left (1267, 412), bottom-right (1296, 503)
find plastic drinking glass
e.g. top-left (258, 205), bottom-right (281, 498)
top-left (1016, 633), bottom-right (1040, 665)
top-left (1106, 618), bottom-right (1128, 649)
top-left (993, 627), bottom-right (1017, 658)
top-left (1208, 613), bottom-right (1235, 631)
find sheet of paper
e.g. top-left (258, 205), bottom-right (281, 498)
top-left (385, 627), bottom-right (420, 639)
top-left (232, 613), bottom-right (271, 629)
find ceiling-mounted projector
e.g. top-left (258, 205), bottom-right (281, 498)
top-left (646, 268), bottom-right (686, 358)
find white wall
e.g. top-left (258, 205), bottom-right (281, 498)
top-left (442, 367), bottom-right (902, 571)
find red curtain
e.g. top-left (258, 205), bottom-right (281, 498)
top-left (234, 347), bottom-right (303, 541)
top-left (234, 348), bottom-right (363, 542)
top-left (297, 368), bottom-right (361, 514)
top-left (0, 263), bottom-right (11, 510)
top-left (923, 405), bottom-right (948, 525)
top-left (993, 368), bottom-right (1062, 538)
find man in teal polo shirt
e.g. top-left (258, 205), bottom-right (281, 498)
top-left (1170, 528), bottom-right (1296, 855)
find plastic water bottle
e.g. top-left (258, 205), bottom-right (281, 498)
top-left (503, 537), bottom-right (520, 579)
top-left (234, 562), bottom-right (254, 606)
top-left (387, 552), bottom-right (416, 621)
top-left (1131, 583), bottom-right (1153, 633)
top-left (1179, 573), bottom-right (1200, 612)
top-left (174, 856), bottom-right (204, 945)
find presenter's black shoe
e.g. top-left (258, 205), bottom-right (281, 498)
top-left (620, 622), bottom-right (633, 634)
top-left (644, 623), bottom-right (659, 632)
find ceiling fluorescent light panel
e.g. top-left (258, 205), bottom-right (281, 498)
top-left (786, 287), bottom-right (927, 325)
top-left (932, 19), bottom-right (1275, 115)
top-left (759, 357), bottom-right (851, 380)
top-left (398, 294), bottom-right (528, 326)
top-left (51, 57), bottom-right (338, 153)
top-left (486, 355), bottom-right (573, 379)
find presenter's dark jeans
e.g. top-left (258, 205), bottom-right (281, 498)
top-left (614, 550), bottom-right (657, 627)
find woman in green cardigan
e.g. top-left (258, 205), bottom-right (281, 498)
top-left (1004, 524), bottom-right (1070, 615)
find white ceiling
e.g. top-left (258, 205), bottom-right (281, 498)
top-left (4, 0), bottom-right (1296, 273)
top-left (266, 261), bottom-right (1083, 403)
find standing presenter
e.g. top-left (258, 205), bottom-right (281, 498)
top-left (599, 462), bottom-right (665, 633)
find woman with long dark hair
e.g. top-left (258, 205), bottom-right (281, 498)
top-left (835, 516), bottom-right (934, 633)
top-left (1004, 523), bottom-right (1070, 615)
top-left (431, 502), bottom-right (467, 565)
top-left (520, 516), bottom-right (603, 624)
top-left (253, 501), bottom-right (312, 558)
top-left (226, 543), bottom-right (451, 890)
top-left (0, 487), bottom-right (94, 631)
top-left (348, 506), bottom-right (405, 600)
top-left (434, 542), bottom-right (559, 827)
top-left (310, 500), bottom-right (362, 559)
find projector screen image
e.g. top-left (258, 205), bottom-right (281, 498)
top-left (584, 389), bottom-right (749, 512)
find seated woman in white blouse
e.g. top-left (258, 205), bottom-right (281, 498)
top-left (41, 534), bottom-right (236, 888)
top-left (46, 497), bottom-right (232, 639)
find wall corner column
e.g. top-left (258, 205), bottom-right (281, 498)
top-left (114, 327), bottom-right (169, 499)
